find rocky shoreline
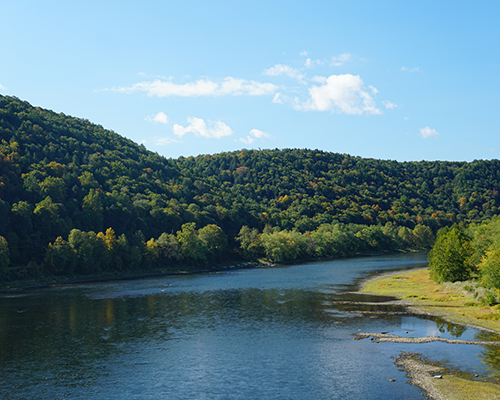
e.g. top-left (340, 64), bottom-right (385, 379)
top-left (354, 332), bottom-right (500, 346)
top-left (395, 354), bottom-right (447, 400)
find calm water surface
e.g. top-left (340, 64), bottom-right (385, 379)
top-left (1, 253), bottom-right (500, 399)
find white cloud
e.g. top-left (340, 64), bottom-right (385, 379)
top-left (0, 83), bottom-right (5, 90)
top-left (263, 64), bottom-right (305, 82)
top-left (249, 128), bottom-right (272, 140)
top-left (239, 136), bottom-right (254, 145)
top-left (305, 58), bottom-right (322, 68)
top-left (299, 51), bottom-right (308, 56)
top-left (113, 77), bottom-right (277, 97)
top-left (401, 66), bottom-right (423, 73)
top-left (218, 77), bottom-right (278, 95)
top-left (239, 128), bottom-right (272, 144)
top-left (173, 117), bottom-right (233, 139)
top-left (419, 126), bottom-right (439, 139)
top-left (295, 74), bottom-right (381, 115)
top-left (145, 111), bottom-right (169, 124)
top-left (331, 53), bottom-right (352, 66)
top-left (369, 85), bottom-right (379, 94)
top-left (382, 100), bottom-right (397, 109)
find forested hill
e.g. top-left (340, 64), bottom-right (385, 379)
top-left (1, 94), bottom-right (500, 279)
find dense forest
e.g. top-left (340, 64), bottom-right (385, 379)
top-left (1, 94), bottom-right (500, 284)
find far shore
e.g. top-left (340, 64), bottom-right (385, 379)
top-left (0, 249), bottom-right (426, 293)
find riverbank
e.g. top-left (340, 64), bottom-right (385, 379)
top-left (360, 268), bottom-right (500, 333)
top-left (360, 268), bottom-right (500, 399)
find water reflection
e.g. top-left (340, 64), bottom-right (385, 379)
top-left (436, 320), bottom-right (467, 338)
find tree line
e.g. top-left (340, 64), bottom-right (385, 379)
top-left (1, 94), bottom-right (500, 283)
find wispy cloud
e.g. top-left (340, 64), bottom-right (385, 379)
top-left (263, 64), bottom-right (305, 82)
top-left (382, 100), bottom-right (397, 109)
top-left (272, 93), bottom-right (285, 104)
top-left (419, 126), bottom-right (439, 139)
top-left (305, 58), bottom-right (323, 68)
top-left (155, 137), bottom-right (180, 145)
top-left (299, 51), bottom-right (308, 57)
top-left (401, 66), bottom-right (423, 73)
top-left (239, 128), bottom-right (273, 144)
top-left (0, 83), bottom-right (6, 90)
top-left (145, 111), bottom-right (169, 124)
top-left (331, 53), bottom-right (352, 67)
top-left (113, 78), bottom-right (277, 97)
top-left (294, 74), bottom-right (381, 115)
top-left (173, 117), bottom-right (233, 139)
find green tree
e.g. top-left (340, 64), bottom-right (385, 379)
top-left (260, 230), bottom-right (304, 263)
top-left (413, 224), bottom-right (434, 249)
top-left (198, 224), bottom-right (227, 262)
top-left (33, 196), bottom-right (66, 239)
top-left (176, 223), bottom-right (207, 263)
top-left (68, 229), bottom-right (105, 274)
top-left (236, 226), bottom-right (262, 259)
top-left (40, 176), bottom-right (66, 202)
top-left (428, 226), bottom-right (473, 283)
top-left (157, 233), bottom-right (183, 263)
top-left (44, 236), bottom-right (77, 275)
top-left (143, 238), bottom-right (159, 269)
top-left (397, 226), bottom-right (415, 248)
top-left (477, 248), bottom-right (500, 289)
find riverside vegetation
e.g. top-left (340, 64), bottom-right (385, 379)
top-left (1, 94), bottom-right (500, 286)
top-left (362, 216), bottom-right (500, 400)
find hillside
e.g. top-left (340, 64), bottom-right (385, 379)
top-left (1, 94), bottom-right (500, 281)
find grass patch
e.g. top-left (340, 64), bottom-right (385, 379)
top-left (433, 375), bottom-right (500, 400)
top-left (361, 269), bottom-right (500, 333)
top-left (477, 313), bottom-right (500, 321)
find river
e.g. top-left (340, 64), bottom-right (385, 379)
top-left (1, 252), bottom-right (499, 399)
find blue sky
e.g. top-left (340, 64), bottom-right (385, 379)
top-left (1, 0), bottom-right (499, 162)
